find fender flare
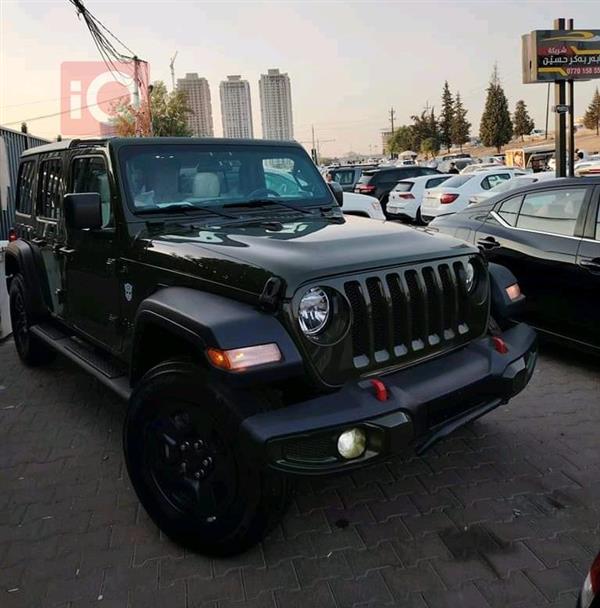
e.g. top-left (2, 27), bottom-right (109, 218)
top-left (131, 287), bottom-right (304, 385)
top-left (488, 263), bottom-right (525, 322)
top-left (5, 240), bottom-right (49, 320)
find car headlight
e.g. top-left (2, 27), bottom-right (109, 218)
top-left (465, 260), bottom-right (476, 292)
top-left (298, 287), bottom-right (330, 336)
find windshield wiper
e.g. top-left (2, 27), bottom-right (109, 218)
top-left (222, 198), bottom-right (315, 216)
top-left (137, 203), bottom-right (237, 219)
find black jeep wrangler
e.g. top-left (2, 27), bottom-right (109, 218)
top-left (7, 137), bottom-right (537, 555)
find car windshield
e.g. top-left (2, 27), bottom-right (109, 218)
top-left (118, 143), bottom-right (332, 214)
top-left (441, 175), bottom-right (473, 188)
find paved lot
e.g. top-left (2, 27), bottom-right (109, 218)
top-left (1, 337), bottom-right (599, 608)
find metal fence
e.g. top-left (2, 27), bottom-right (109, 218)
top-left (0, 126), bottom-right (49, 240)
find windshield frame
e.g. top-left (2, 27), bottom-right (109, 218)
top-left (116, 142), bottom-right (335, 218)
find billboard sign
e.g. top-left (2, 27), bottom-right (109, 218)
top-left (523, 30), bottom-right (600, 83)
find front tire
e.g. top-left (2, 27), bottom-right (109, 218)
top-left (124, 359), bottom-right (291, 556)
top-left (9, 274), bottom-right (55, 366)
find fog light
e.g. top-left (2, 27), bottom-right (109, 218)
top-left (337, 428), bottom-right (367, 460)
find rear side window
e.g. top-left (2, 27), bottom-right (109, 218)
top-left (425, 176), bottom-right (449, 188)
top-left (442, 175), bottom-right (473, 188)
top-left (496, 194), bottom-right (523, 226)
top-left (16, 160), bottom-right (36, 215)
top-left (516, 188), bottom-right (587, 236)
top-left (357, 172), bottom-right (375, 185)
top-left (37, 158), bottom-right (63, 220)
top-left (393, 181), bottom-right (413, 192)
top-left (378, 170), bottom-right (402, 183)
top-left (481, 174), bottom-right (511, 190)
top-left (330, 169), bottom-right (355, 185)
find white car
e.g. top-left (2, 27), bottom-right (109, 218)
top-left (468, 171), bottom-right (559, 205)
top-left (342, 191), bottom-right (385, 219)
top-left (386, 174), bottom-right (453, 223)
top-left (421, 168), bottom-right (526, 221)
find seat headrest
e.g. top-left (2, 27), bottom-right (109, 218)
top-left (193, 172), bottom-right (220, 198)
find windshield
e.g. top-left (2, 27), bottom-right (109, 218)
top-left (441, 175), bottom-right (473, 188)
top-left (118, 143), bottom-right (332, 214)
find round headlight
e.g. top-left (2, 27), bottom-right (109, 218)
top-left (298, 287), bottom-right (330, 336)
top-left (465, 261), bottom-right (476, 292)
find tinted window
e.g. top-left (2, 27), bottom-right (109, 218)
top-left (16, 160), bottom-right (36, 215)
top-left (37, 158), bottom-right (63, 220)
top-left (425, 176), bottom-right (449, 188)
top-left (516, 188), bottom-right (587, 236)
top-left (481, 173), bottom-right (511, 190)
top-left (442, 175), bottom-right (473, 188)
top-left (497, 194), bottom-right (523, 226)
top-left (393, 181), bottom-right (413, 192)
top-left (72, 157), bottom-right (112, 227)
top-left (379, 170), bottom-right (403, 183)
top-left (329, 169), bottom-right (355, 186)
top-left (357, 172), bottom-right (375, 185)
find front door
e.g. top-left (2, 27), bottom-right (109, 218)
top-left (64, 155), bottom-right (122, 351)
top-left (477, 185), bottom-right (591, 338)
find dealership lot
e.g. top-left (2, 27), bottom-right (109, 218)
top-left (1, 337), bottom-right (599, 608)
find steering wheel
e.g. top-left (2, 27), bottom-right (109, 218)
top-left (247, 187), bottom-right (280, 199)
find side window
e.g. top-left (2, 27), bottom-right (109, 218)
top-left (482, 174), bottom-right (510, 190)
top-left (72, 157), bottom-right (112, 227)
top-left (37, 158), bottom-right (63, 220)
top-left (331, 170), bottom-right (354, 186)
top-left (496, 194), bottom-right (523, 226)
top-left (516, 188), bottom-right (587, 236)
top-left (426, 177), bottom-right (447, 189)
top-left (16, 160), bottom-right (36, 215)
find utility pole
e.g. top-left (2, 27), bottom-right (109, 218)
top-left (554, 18), bottom-right (567, 177)
top-left (169, 51), bottom-right (178, 91)
top-left (311, 125), bottom-right (318, 164)
top-left (567, 18), bottom-right (575, 176)
top-left (389, 107), bottom-right (395, 134)
top-left (545, 83), bottom-right (550, 139)
top-left (133, 56), bottom-right (141, 137)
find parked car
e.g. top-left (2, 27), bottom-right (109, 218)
top-left (438, 158), bottom-right (475, 173)
top-left (342, 191), bottom-right (385, 219)
top-left (421, 168), bottom-right (526, 221)
top-left (468, 171), bottom-right (559, 205)
top-left (429, 176), bottom-right (600, 351)
top-left (354, 165), bottom-right (440, 214)
top-left (325, 164), bottom-right (376, 192)
top-left (461, 162), bottom-right (510, 174)
top-left (6, 136), bottom-right (537, 555)
top-left (578, 550), bottom-right (600, 608)
top-left (387, 174), bottom-right (453, 223)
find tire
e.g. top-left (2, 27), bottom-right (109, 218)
top-left (123, 359), bottom-right (292, 556)
top-left (415, 207), bottom-right (424, 225)
top-left (9, 274), bottom-right (55, 366)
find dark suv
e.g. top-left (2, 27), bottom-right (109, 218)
top-left (354, 166), bottom-right (441, 213)
top-left (6, 137), bottom-right (536, 555)
top-left (326, 165), bottom-right (376, 192)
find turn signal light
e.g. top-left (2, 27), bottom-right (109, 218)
top-left (506, 283), bottom-right (521, 301)
top-left (206, 343), bottom-right (282, 372)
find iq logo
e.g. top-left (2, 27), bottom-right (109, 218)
top-left (60, 61), bottom-right (149, 137)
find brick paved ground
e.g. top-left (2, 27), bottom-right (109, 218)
top-left (1, 337), bottom-right (599, 608)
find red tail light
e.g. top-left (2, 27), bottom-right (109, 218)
top-left (8, 228), bottom-right (17, 242)
top-left (440, 193), bottom-right (459, 205)
top-left (581, 552), bottom-right (600, 608)
top-left (397, 193), bottom-right (415, 199)
top-left (358, 185), bottom-right (376, 194)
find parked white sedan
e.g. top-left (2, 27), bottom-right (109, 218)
top-left (468, 171), bottom-right (559, 205)
top-left (342, 191), bottom-right (385, 220)
top-left (421, 168), bottom-right (526, 221)
top-left (386, 174), bottom-right (453, 223)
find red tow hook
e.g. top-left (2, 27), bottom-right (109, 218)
top-left (370, 379), bottom-right (388, 402)
top-left (492, 336), bottom-right (509, 354)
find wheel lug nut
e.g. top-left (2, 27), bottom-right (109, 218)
top-left (180, 441), bottom-right (190, 452)
top-left (193, 440), bottom-right (204, 450)
top-left (180, 462), bottom-right (187, 474)
top-left (194, 471), bottom-right (201, 479)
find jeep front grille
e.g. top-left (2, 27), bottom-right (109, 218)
top-left (343, 260), bottom-right (477, 370)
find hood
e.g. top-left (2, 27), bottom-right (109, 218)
top-left (136, 215), bottom-right (475, 297)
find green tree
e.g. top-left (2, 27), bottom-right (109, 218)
top-left (479, 65), bottom-right (513, 152)
top-left (410, 109), bottom-right (439, 153)
top-left (512, 99), bottom-right (535, 141)
top-left (420, 136), bottom-right (440, 160)
top-left (451, 92), bottom-right (471, 151)
top-left (583, 87), bottom-right (600, 135)
top-left (439, 81), bottom-right (455, 152)
top-left (386, 125), bottom-right (416, 156)
top-left (111, 81), bottom-right (192, 137)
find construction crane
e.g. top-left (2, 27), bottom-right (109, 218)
top-left (169, 51), bottom-right (178, 91)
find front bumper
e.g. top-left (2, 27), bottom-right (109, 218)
top-left (241, 323), bottom-right (537, 475)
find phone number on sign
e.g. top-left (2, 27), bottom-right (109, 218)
top-left (566, 66), bottom-right (600, 76)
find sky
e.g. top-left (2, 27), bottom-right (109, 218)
top-left (1, 0), bottom-right (599, 156)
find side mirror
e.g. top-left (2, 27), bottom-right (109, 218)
top-left (64, 193), bottom-right (103, 230)
top-left (328, 181), bottom-right (344, 207)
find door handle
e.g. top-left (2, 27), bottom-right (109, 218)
top-left (477, 236), bottom-right (500, 250)
top-left (58, 246), bottom-right (76, 256)
top-left (579, 258), bottom-right (600, 272)
top-left (31, 237), bottom-right (46, 246)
